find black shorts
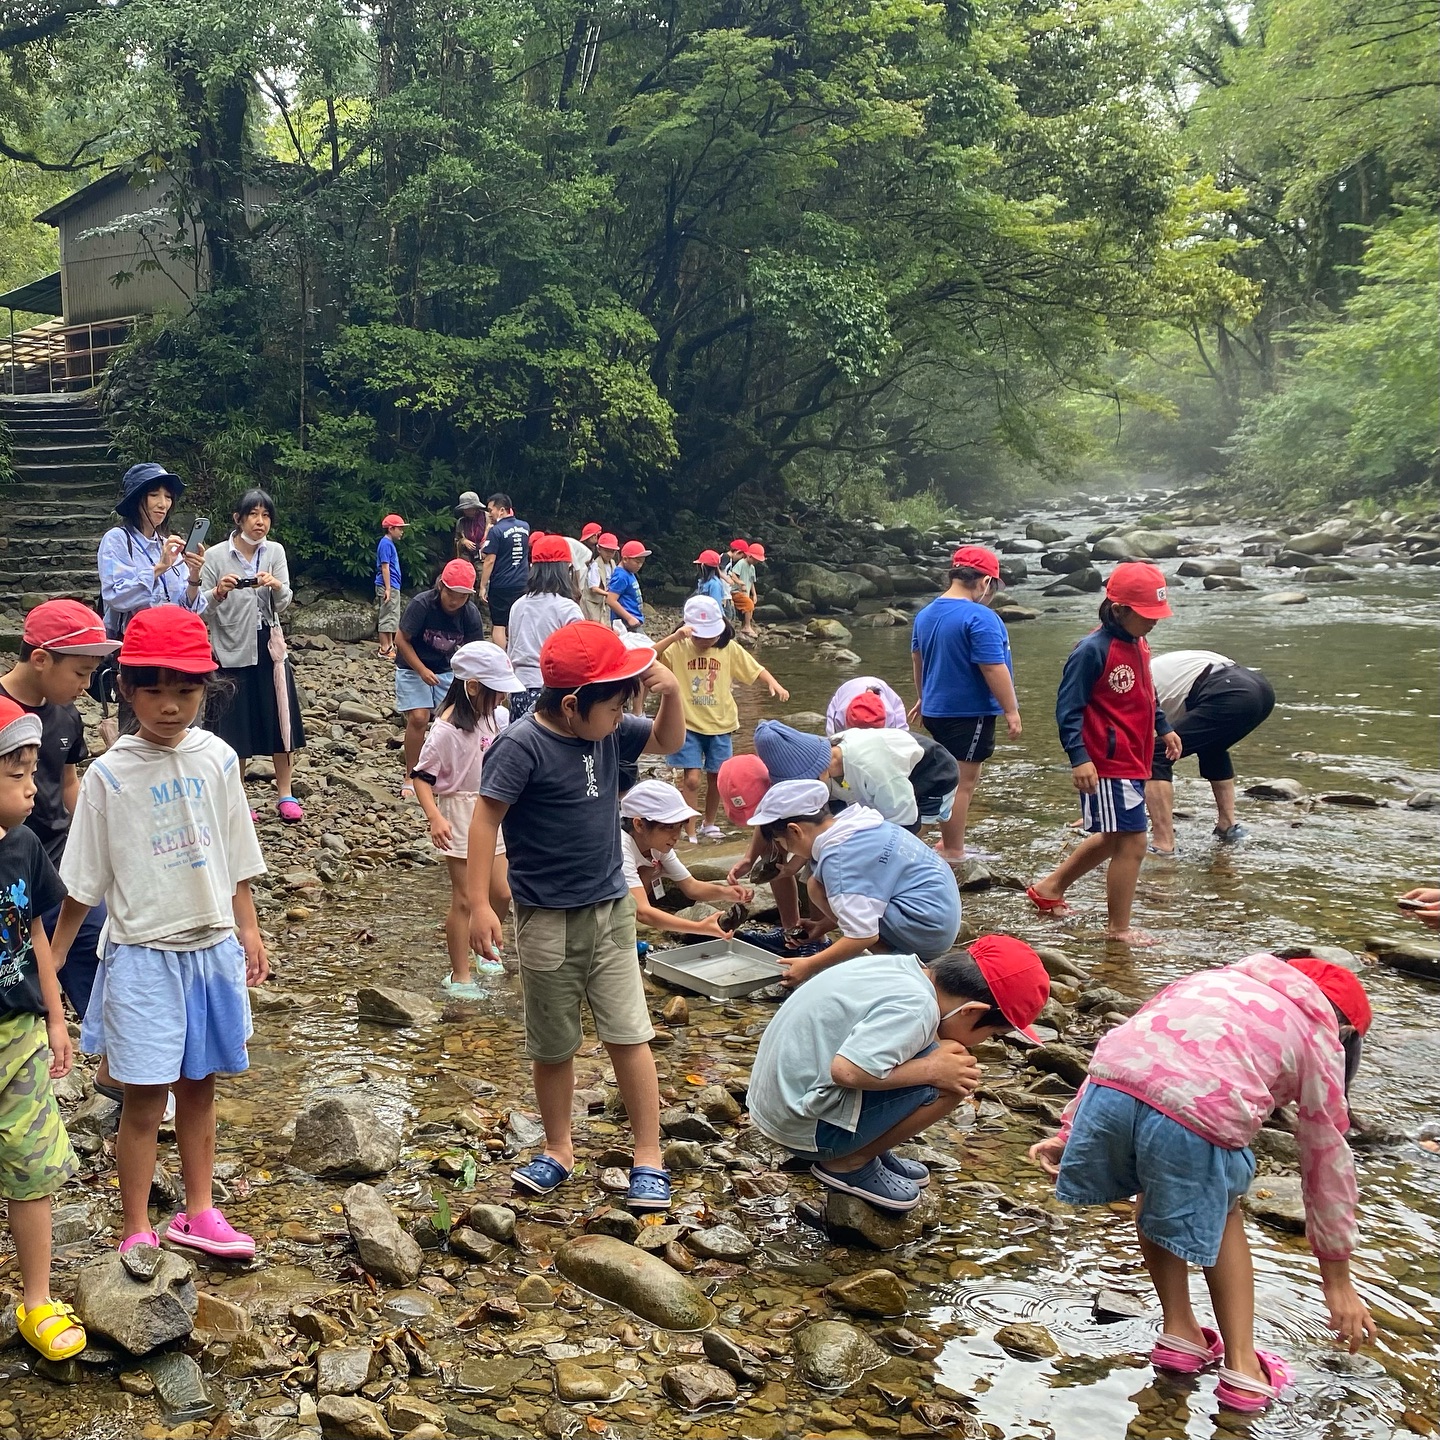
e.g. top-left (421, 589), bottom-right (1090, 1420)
top-left (1151, 666), bottom-right (1275, 784)
top-left (923, 714), bottom-right (997, 765)
top-left (487, 586), bottom-right (524, 629)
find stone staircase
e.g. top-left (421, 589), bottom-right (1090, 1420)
top-left (1, 391), bottom-right (117, 641)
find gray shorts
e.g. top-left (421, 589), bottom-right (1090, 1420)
top-left (514, 896), bottom-right (654, 1063)
top-left (376, 589), bottom-right (402, 631)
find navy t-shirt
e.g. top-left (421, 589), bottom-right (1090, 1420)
top-left (483, 516), bottom-right (531, 594)
top-left (0, 683), bottom-right (88, 866)
top-left (0, 826), bottom-right (66, 1018)
top-left (398, 590), bottom-right (485, 675)
top-left (911, 597), bottom-right (1012, 716)
top-left (480, 713), bottom-right (653, 909)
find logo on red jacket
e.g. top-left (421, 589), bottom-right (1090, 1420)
top-left (1108, 664), bottom-right (1136, 694)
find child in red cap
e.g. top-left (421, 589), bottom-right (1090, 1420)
top-left (1030, 953), bottom-right (1375, 1414)
top-left (468, 623), bottom-right (686, 1213)
top-left (375, 513), bottom-right (406, 658)
top-left (49, 607), bottom-right (269, 1263)
top-left (1026, 563), bottom-right (1180, 945)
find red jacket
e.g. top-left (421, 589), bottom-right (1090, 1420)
top-left (1055, 619), bottom-right (1172, 779)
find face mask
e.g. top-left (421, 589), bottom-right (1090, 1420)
top-left (938, 1003), bottom-right (968, 1025)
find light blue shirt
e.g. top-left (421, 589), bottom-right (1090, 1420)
top-left (97, 526), bottom-right (207, 637)
top-left (748, 954), bottom-right (939, 1151)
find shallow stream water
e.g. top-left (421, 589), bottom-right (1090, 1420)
top-left (5, 503), bottom-right (1438, 1440)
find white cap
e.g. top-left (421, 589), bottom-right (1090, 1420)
top-left (683, 595), bottom-right (726, 638)
top-left (749, 778), bottom-right (831, 827)
top-left (450, 641), bottom-right (525, 692)
top-left (620, 779), bottom-right (700, 823)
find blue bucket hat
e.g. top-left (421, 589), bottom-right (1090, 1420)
top-left (117, 461), bottom-right (184, 520)
top-left (754, 719), bottom-right (832, 782)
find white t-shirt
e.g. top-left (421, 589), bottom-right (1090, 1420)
top-left (621, 830), bottom-right (692, 900)
top-left (563, 538), bottom-right (591, 600)
top-left (1151, 650), bottom-right (1234, 725)
top-left (506, 593), bottom-right (584, 688)
top-left (61, 729), bottom-right (266, 948)
top-left (828, 728), bottom-right (924, 826)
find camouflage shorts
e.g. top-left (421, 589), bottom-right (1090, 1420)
top-left (0, 1013), bottom-right (79, 1202)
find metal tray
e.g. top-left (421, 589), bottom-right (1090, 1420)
top-left (645, 937), bottom-right (785, 999)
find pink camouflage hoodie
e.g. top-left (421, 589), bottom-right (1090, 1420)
top-left (1057, 953), bottom-right (1357, 1261)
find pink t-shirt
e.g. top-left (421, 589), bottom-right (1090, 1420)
top-left (1058, 953), bottom-right (1358, 1260)
top-left (413, 710), bottom-right (509, 796)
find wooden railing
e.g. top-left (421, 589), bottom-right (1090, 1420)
top-left (2, 317), bottom-right (136, 394)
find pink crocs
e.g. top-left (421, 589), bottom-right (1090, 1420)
top-left (1214, 1351), bottom-right (1293, 1413)
top-left (166, 1208), bottom-right (256, 1261)
top-left (118, 1230), bottom-right (160, 1254)
top-left (1150, 1326), bottom-right (1225, 1374)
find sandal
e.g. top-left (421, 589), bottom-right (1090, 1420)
top-left (810, 1157), bottom-right (922, 1211)
top-left (626, 1165), bottom-right (673, 1213)
top-left (1150, 1327), bottom-right (1224, 1374)
top-left (276, 796), bottom-right (304, 823)
top-left (511, 1154), bottom-right (572, 1196)
top-left (166, 1208), bottom-right (256, 1261)
top-left (400, 782), bottom-right (416, 801)
top-left (1214, 1351), bottom-right (1292, 1412)
top-left (118, 1230), bottom-right (161, 1254)
top-left (1026, 885), bottom-right (1072, 916)
top-left (879, 1150), bottom-right (930, 1188)
top-left (15, 1299), bottom-right (86, 1361)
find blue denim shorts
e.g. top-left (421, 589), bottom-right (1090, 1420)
top-left (395, 667), bottom-right (453, 714)
top-left (667, 729), bottom-right (735, 773)
top-left (802, 1082), bottom-right (941, 1163)
top-left (1056, 1082), bottom-right (1256, 1266)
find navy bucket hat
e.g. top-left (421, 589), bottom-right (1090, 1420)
top-left (754, 719), bottom-right (833, 782)
top-left (117, 462), bottom-right (184, 521)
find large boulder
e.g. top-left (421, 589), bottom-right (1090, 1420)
top-left (1025, 521), bottom-right (1068, 544)
top-left (1123, 531), bottom-right (1180, 560)
top-left (1285, 529), bottom-right (1345, 556)
top-left (291, 1094), bottom-right (402, 1178)
top-left (848, 563), bottom-right (895, 596)
top-left (73, 1249), bottom-right (197, 1356)
top-left (793, 1320), bottom-right (887, 1389)
top-left (342, 1183), bottom-right (424, 1286)
top-left (1040, 548), bottom-right (1093, 575)
top-left (553, 1234), bottom-right (716, 1330)
top-left (786, 565), bottom-right (871, 612)
top-left (887, 564), bottom-right (940, 595)
top-left (806, 617), bottom-right (853, 644)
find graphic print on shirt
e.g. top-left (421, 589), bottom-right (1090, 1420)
top-left (686, 656), bottom-right (721, 707)
top-left (1108, 664), bottom-right (1136, 694)
top-left (147, 773), bottom-right (214, 871)
top-left (0, 877), bottom-right (33, 994)
top-left (420, 623), bottom-right (462, 664)
top-left (582, 754), bottom-right (598, 798)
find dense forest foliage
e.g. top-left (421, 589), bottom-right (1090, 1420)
top-left (1, 0), bottom-right (1434, 573)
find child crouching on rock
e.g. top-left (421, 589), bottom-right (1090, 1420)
top-left (410, 642), bottom-right (525, 997)
top-left (467, 622), bottom-right (686, 1212)
top-left (1028, 953), bottom-right (1375, 1414)
top-left (0, 699), bottom-right (86, 1361)
top-left (748, 936), bottom-right (1048, 1211)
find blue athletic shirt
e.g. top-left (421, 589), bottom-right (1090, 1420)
top-left (482, 516), bottom-right (531, 593)
top-left (608, 567), bottom-right (644, 625)
top-left (375, 535), bottom-right (401, 590)
top-left (911, 596), bottom-right (1012, 717)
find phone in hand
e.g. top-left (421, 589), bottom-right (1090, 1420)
top-left (183, 517), bottom-right (211, 554)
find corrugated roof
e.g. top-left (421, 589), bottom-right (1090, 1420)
top-left (0, 271), bottom-right (63, 314)
top-left (33, 168), bottom-right (137, 225)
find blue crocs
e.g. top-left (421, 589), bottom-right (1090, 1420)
top-left (879, 1150), bottom-right (930, 1188)
top-left (511, 1154), bottom-right (572, 1196)
top-left (626, 1165), bottom-right (672, 1213)
top-left (810, 1157), bottom-right (921, 1211)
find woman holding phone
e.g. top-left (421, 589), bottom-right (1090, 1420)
top-left (199, 489), bottom-right (307, 822)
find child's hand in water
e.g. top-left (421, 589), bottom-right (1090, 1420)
top-left (1027, 1134), bottom-right (1066, 1177)
top-left (1320, 1268), bottom-right (1377, 1351)
top-left (471, 904), bottom-right (504, 963)
top-left (429, 814), bottom-right (453, 850)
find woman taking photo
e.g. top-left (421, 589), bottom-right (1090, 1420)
top-left (199, 489), bottom-right (307, 822)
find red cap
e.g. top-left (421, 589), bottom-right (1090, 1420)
top-left (1106, 561), bottom-right (1172, 619)
top-left (621, 540), bottom-right (651, 559)
top-left (531, 534), bottom-right (573, 564)
top-left (966, 935), bottom-right (1049, 1040)
top-left (951, 545), bottom-right (1001, 580)
top-left (730, 539), bottom-right (750, 553)
top-left (843, 692), bottom-right (888, 729)
top-left (1287, 957), bottom-right (1372, 1036)
top-left (716, 754), bottom-right (771, 825)
top-left (694, 549), bottom-right (722, 567)
top-left (382, 513), bottom-right (406, 528)
top-left (23, 598), bottom-right (119, 655)
top-left (540, 621), bottom-right (655, 687)
top-left (597, 532), bottom-right (619, 550)
top-left (440, 559), bottom-right (477, 591)
top-left (746, 542), bottom-right (766, 562)
top-left (581, 522), bottom-right (603, 542)
top-left (118, 605), bottom-right (216, 674)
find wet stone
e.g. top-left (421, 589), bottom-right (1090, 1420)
top-left (456, 1356), bottom-right (534, 1393)
top-left (465, 1203), bottom-right (517, 1243)
top-left (586, 1208), bottom-right (642, 1244)
top-left (343, 1183), bottom-right (424, 1286)
top-left (291, 1303), bottom-right (346, 1344)
top-left (702, 1329), bottom-right (767, 1384)
top-left (662, 1361), bottom-right (739, 1409)
top-left (698, 1085), bottom-right (743, 1125)
top-left (318, 1344), bottom-right (375, 1397)
top-left (1244, 1176), bottom-right (1307, 1233)
top-left (1093, 1289), bottom-right (1150, 1323)
top-left (227, 1333), bottom-right (290, 1377)
top-left (554, 1359), bottom-right (625, 1401)
top-left (449, 1226), bottom-right (505, 1263)
top-left (685, 1224), bottom-right (755, 1261)
top-left (554, 1235), bottom-right (717, 1330)
top-left (1024, 1042), bottom-right (1091, 1088)
top-left (793, 1321), bottom-right (887, 1390)
top-left (316, 1393), bottom-right (393, 1439)
top-left (482, 1293), bottom-right (525, 1324)
top-left (146, 1350), bottom-right (217, 1419)
top-left (661, 995), bottom-right (689, 1026)
top-left (661, 1108), bottom-right (724, 1143)
top-left (823, 1187), bottom-right (940, 1250)
top-left (291, 1094), bottom-right (403, 1178)
top-left (515, 1275), bottom-right (556, 1307)
top-left (356, 985), bottom-right (440, 1028)
top-left (377, 1289), bottom-right (443, 1325)
top-left (74, 1248), bottom-right (197, 1355)
top-left (662, 1140), bottom-right (706, 1171)
top-left (994, 1322), bottom-right (1060, 1359)
top-left (825, 1269), bottom-right (909, 1318)
top-left (386, 1395), bottom-right (445, 1432)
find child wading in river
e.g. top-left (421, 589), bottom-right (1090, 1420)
top-left (1029, 953), bottom-right (1376, 1414)
top-left (50, 606), bottom-right (269, 1261)
top-left (411, 642), bottom-right (524, 997)
top-left (1026, 563), bottom-right (1180, 946)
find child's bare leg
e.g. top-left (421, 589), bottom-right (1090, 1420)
top-left (1032, 832), bottom-right (1117, 902)
top-left (821, 1092), bottom-right (964, 1172)
top-left (1135, 1208), bottom-right (1206, 1345)
top-left (273, 751), bottom-right (295, 799)
top-left (677, 768), bottom-right (703, 839)
top-left (701, 772), bottom-right (722, 828)
top-left (173, 1074), bottom-right (216, 1215)
top-left (1105, 830), bottom-right (1154, 942)
top-left (532, 1059), bottom-right (576, 1171)
top-left (117, 1083), bottom-right (169, 1237)
top-left (605, 1041), bottom-right (663, 1170)
top-left (773, 873), bottom-right (801, 929)
top-left (9, 1198), bottom-right (82, 1347)
top-left (1203, 1206), bottom-right (1267, 1383)
top-left (936, 761), bottom-right (982, 860)
top-left (445, 857), bottom-right (472, 981)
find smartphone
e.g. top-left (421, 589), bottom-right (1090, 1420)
top-left (183, 517), bottom-right (210, 554)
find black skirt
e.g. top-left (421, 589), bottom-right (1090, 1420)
top-left (206, 624), bottom-right (308, 760)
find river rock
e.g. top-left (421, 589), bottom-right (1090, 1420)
top-left (387, 1396), bottom-right (445, 1432)
top-left (1040, 548), bottom-right (1092, 574)
top-left (806, 617), bottom-right (853, 644)
top-left (1285, 529), bottom-right (1345, 556)
top-left (355, 985), bottom-right (440, 1028)
top-left (73, 1249), bottom-right (197, 1355)
top-left (1035, 946), bottom-right (1087, 983)
top-left (1244, 1176), bottom-right (1306, 1233)
top-left (1244, 778), bottom-right (1306, 801)
top-left (1092, 1289), bottom-right (1150, 1322)
top-left (888, 563), bottom-right (940, 593)
top-left (1177, 557), bottom-right (1242, 577)
top-left (1303, 564), bottom-right (1357, 583)
top-left (1367, 937), bottom-right (1440, 980)
top-left (992, 602), bottom-right (1040, 623)
top-left (824, 1269), bottom-right (909, 1317)
top-left (1406, 790), bottom-right (1438, 809)
top-left (318, 1345), bottom-right (375, 1396)
top-left (780, 710), bottom-right (827, 731)
top-left (1123, 531), bottom-right (1179, 560)
top-left (585, 1209), bottom-right (642, 1244)
top-left (1250, 1125), bottom-right (1301, 1167)
top-left (822, 1186), bottom-right (940, 1249)
top-left (449, 1226), bottom-right (505, 1262)
top-left (317, 1394), bottom-right (392, 1439)
top-left (702, 1328), bottom-right (767, 1383)
top-left (660, 1108), bottom-right (724, 1143)
top-left (684, 1224), bottom-right (755, 1260)
top-left (227, 1333), bottom-right (290, 1377)
top-left (697, 1084), bottom-right (742, 1124)
top-left (994, 1322), bottom-right (1060, 1359)
top-left (193, 1291), bottom-right (250, 1342)
top-left (554, 1234), bottom-right (717, 1330)
top-left (1090, 535), bottom-right (1136, 561)
top-left (145, 1350), bottom-right (216, 1420)
top-left (789, 565), bottom-right (870, 612)
top-left (1026, 521), bottom-right (1068, 544)
top-left (662, 1362), bottom-right (739, 1409)
top-left (336, 700), bottom-right (385, 724)
top-left (465, 1203), bottom-right (517, 1242)
top-left (291, 1094), bottom-right (402, 1177)
top-left (1203, 574), bottom-right (1259, 591)
top-left (342, 1183), bottom-right (424, 1286)
top-left (662, 1140), bottom-right (706, 1170)
top-left (1024, 1042), bottom-right (1091, 1088)
top-left (555, 1359), bottom-right (625, 1402)
top-left (793, 1320), bottom-right (887, 1390)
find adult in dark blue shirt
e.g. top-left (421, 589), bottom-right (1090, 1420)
top-left (480, 494), bottom-right (531, 649)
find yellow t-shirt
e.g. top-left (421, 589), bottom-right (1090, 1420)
top-left (659, 637), bottom-right (764, 735)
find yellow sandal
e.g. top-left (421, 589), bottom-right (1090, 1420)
top-left (16, 1299), bottom-right (87, 1361)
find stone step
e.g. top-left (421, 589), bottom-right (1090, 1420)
top-left (5, 480), bottom-right (117, 502)
top-left (9, 510), bottom-right (111, 532)
top-left (2, 533), bottom-right (107, 557)
top-left (10, 440), bottom-right (115, 465)
top-left (0, 562), bottom-right (103, 592)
